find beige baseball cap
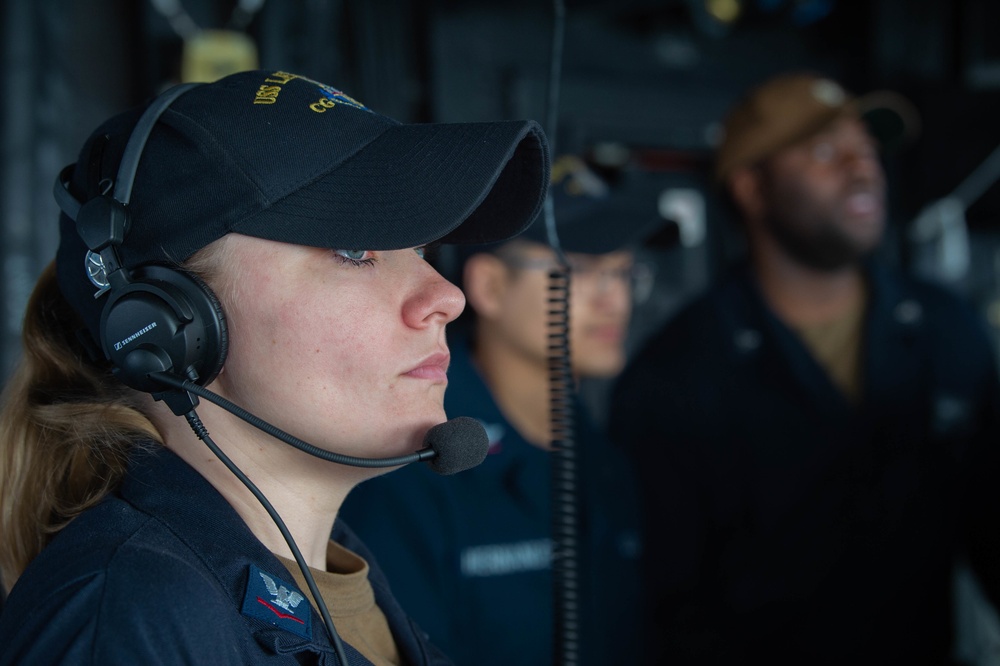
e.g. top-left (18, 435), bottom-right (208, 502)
top-left (714, 72), bottom-right (920, 182)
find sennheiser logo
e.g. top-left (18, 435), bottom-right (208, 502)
top-left (114, 322), bottom-right (158, 351)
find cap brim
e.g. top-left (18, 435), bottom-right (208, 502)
top-left (235, 120), bottom-right (549, 251)
top-left (521, 197), bottom-right (664, 254)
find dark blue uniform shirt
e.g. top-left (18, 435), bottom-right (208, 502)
top-left (610, 260), bottom-right (1000, 665)
top-left (0, 445), bottom-right (452, 665)
top-left (340, 335), bottom-right (643, 666)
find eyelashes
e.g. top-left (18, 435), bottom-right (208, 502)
top-left (332, 249), bottom-right (377, 267)
top-left (331, 244), bottom-right (438, 268)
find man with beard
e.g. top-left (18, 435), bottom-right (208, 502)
top-left (609, 72), bottom-right (1000, 665)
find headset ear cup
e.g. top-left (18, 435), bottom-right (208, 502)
top-left (181, 267), bottom-right (229, 384)
top-left (100, 265), bottom-right (227, 393)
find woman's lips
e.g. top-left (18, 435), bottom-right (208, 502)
top-left (403, 353), bottom-right (450, 381)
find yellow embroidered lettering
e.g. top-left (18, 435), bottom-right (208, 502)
top-left (254, 85), bottom-right (281, 105)
top-left (309, 97), bottom-right (337, 113)
top-left (265, 71), bottom-right (298, 85)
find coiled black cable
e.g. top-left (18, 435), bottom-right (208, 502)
top-left (542, 2), bottom-right (578, 665)
top-left (547, 265), bottom-right (579, 666)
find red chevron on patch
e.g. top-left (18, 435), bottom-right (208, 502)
top-left (256, 597), bottom-right (305, 624)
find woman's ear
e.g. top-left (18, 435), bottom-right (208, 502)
top-left (462, 253), bottom-right (509, 321)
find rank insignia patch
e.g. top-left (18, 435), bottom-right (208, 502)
top-left (241, 564), bottom-right (312, 639)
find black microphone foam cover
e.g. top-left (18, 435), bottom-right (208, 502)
top-left (423, 416), bottom-right (489, 475)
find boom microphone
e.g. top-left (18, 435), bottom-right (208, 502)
top-left (149, 372), bottom-right (489, 475)
top-left (423, 417), bottom-right (490, 474)
top-left (150, 372), bottom-right (487, 666)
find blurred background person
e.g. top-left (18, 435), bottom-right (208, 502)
top-left (340, 155), bottom-right (661, 666)
top-left (610, 72), bottom-right (1000, 665)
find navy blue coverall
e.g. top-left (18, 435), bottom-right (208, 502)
top-left (610, 260), bottom-right (1000, 665)
top-left (0, 445), bottom-right (451, 665)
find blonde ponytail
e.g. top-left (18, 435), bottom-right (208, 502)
top-left (0, 262), bottom-right (160, 592)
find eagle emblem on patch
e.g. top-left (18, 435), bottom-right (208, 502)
top-left (241, 563), bottom-right (312, 639)
top-left (259, 571), bottom-right (305, 611)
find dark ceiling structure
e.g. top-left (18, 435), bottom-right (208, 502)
top-left (4, 0), bottom-right (1000, 376)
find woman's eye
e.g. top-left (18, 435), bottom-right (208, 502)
top-left (414, 246), bottom-right (427, 259)
top-left (333, 249), bottom-right (376, 266)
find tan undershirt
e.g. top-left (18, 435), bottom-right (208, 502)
top-left (276, 541), bottom-right (400, 666)
top-left (790, 292), bottom-right (867, 403)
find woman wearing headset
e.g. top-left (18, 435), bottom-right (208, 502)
top-left (0, 70), bottom-right (548, 665)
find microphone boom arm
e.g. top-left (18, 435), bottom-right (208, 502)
top-left (149, 372), bottom-right (436, 467)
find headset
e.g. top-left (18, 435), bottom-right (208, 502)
top-left (52, 83), bottom-right (358, 662)
top-left (51, 83), bottom-right (488, 665)
top-left (53, 82), bottom-right (227, 416)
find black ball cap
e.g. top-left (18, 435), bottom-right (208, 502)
top-left (56, 70), bottom-right (550, 341)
